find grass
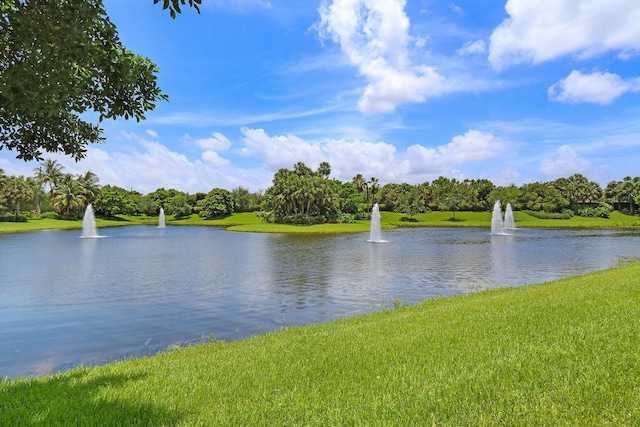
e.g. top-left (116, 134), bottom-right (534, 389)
top-left (383, 210), bottom-right (640, 229)
top-left (2, 262), bottom-right (640, 425)
top-left (2, 210), bottom-right (640, 235)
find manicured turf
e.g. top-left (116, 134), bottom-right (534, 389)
top-left (2, 262), bottom-right (639, 425)
top-left (2, 210), bottom-right (640, 235)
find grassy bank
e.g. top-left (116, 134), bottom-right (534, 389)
top-left (2, 210), bottom-right (640, 235)
top-left (2, 262), bottom-right (640, 425)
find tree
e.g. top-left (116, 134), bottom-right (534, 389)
top-left (164, 193), bottom-right (192, 218)
top-left (317, 161), bottom-right (331, 178)
top-left (616, 176), bottom-right (640, 214)
top-left (552, 174), bottom-right (602, 212)
top-left (368, 177), bottom-right (380, 204)
top-left (352, 174), bottom-right (366, 195)
top-left (338, 182), bottom-right (365, 215)
top-left (76, 171), bottom-right (101, 205)
top-left (439, 182), bottom-right (469, 220)
top-left (34, 159), bottom-right (65, 195)
top-left (0, 168), bottom-right (7, 215)
top-left (3, 175), bottom-right (34, 217)
top-left (154, 0), bottom-right (202, 19)
top-left (199, 188), bottom-right (234, 218)
top-left (1, 0), bottom-right (168, 160)
top-left (51, 175), bottom-right (85, 216)
top-left (232, 186), bottom-right (259, 212)
top-left (395, 185), bottom-right (427, 218)
top-left (93, 185), bottom-right (138, 217)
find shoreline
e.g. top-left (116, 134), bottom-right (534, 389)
top-left (2, 210), bottom-right (640, 235)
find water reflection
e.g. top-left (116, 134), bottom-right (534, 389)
top-left (1, 226), bottom-right (639, 378)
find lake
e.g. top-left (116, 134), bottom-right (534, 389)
top-left (1, 225), bottom-right (639, 378)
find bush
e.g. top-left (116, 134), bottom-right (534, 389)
top-left (523, 210), bottom-right (572, 220)
top-left (0, 214), bottom-right (28, 222)
top-left (577, 203), bottom-right (614, 219)
top-left (40, 211), bottom-right (60, 219)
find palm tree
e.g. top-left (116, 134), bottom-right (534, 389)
top-left (369, 177), bottom-right (380, 203)
top-left (618, 176), bottom-right (640, 214)
top-left (604, 180), bottom-right (622, 210)
top-left (352, 174), bottom-right (366, 194)
top-left (34, 159), bottom-right (65, 195)
top-left (52, 175), bottom-right (86, 216)
top-left (317, 161), bottom-right (331, 178)
top-left (293, 161), bottom-right (312, 177)
top-left (4, 176), bottom-right (34, 217)
top-left (77, 171), bottom-right (101, 205)
top-left (26, 177), bottom-right (45, 215)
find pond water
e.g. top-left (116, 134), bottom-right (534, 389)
top-left (1, 225), bottom-right (639, 378)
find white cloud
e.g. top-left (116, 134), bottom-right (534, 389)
top-left (540, 145), bottom-right (591, 178)
top-left (457, 40), bottom-right (487, 56)
top-left (146, 129), bottom-right (159, 139)
top-left (489, 0), bottom-right (640, 70)
top-left (201, 151), bottom-right (231, 167)
top-left (42, 132), bottom-right (269, 194)
top-left (317, 0), bottom-right (449, 113)
top-left (448, 2), bottom-right (463, 16)
top-left (548, 70), bottom-right (640, 104)
top-left (238, 127), bottom-right (325, 171)
top-left (437, 130), bottom-right (507, 164)
top-left (193, 132), bottom-right (233, 151)
top-left (239, 127), bottom-right (510, 184)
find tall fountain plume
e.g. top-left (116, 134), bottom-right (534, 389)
top-left (81, 204), bottom-right (99, 238)
top-left (491, 200), bottom-right (504, 235)
top-left (368, 203), bottom-right (386, 242)
top-left (158, 207), bottom-right (166, 228)
top-left (504, 203), bottom-right (516, 230)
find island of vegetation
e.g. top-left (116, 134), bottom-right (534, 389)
top-left (2, 159), bottom-right (640, 233)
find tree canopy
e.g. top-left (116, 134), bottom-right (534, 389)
top-left (0, 0), bottom-right (198, 161)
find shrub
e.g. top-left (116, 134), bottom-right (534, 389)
top-left (0, 214), bottom-right (28, 222)
top-left (577, 203), bottom-right (614, 219)
top-left (40, 211), bottom-right (60, 219)
top-left (523, 210), bottom-right (572, 220)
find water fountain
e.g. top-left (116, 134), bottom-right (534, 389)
top-left (490, 200), bottom-right (504, 235)
top-left (158, 207), bottom-right (166, 228)
top-left (504, 203), bottom-right (516, 230)
top-left (368, 203), bottom-right (387, 243)
top-left (81, 204), bottom-right (99, 238)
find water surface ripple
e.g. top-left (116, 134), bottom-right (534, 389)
top-left (1, 226), bottom-right (638, 378)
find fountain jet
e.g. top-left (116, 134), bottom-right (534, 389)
top-left (81, 204), bottom-right (99, 238)
top-left (158, 207), bottom-right (166, 228)
top-left (491, 200), bottom-right (504, 235)
top-left (504, 203), bottom-right (516, 230)
top-left (368, 203), bottom-right (388, 243)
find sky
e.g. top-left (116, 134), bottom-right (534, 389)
top-left (2, 0), bottom-right (640, 194)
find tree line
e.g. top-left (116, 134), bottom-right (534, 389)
top-left (2, 159), bottom-right (640, 223)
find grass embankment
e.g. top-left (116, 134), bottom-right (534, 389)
top-left (382, 210), bottom-right (640, 229)
top-left (3, 263), bottom-right (640, 425)
top-left (2, 210), bottom-right (640, 235)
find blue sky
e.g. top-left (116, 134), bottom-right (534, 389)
top-left (2, 0), bottom-right (640, 193)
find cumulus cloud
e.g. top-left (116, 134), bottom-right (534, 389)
top-left (193, 132), bottom-right (233, 151)
top-left (437, 130), bottom-right (507, 164)
top-left (539, 145), bottom-right (591, 178)
top-left (489, 0), bottom-right (640, 70)
top-left (238, 127), bottom-right (325, 171)
top-left (317, 0), bottom-right (449, 113)
top-left (548, 70), bottom-right (640, 104)
top-left (47, 132), bottom-right (268, 194)
top-left (238, 127), bottom-right (509, 183)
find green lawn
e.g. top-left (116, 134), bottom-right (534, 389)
top-left (2, 210), bottom-right (640, 235)
top-left (2, 262), bottom-right (640, 425)
top-left (382, 210), bottom-right (640, 229)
